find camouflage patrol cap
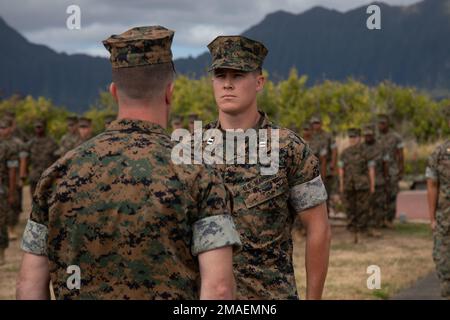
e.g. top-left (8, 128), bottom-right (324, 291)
top-left (0, 117), bottom-right (13, 128)
top-left (348, 128), bottom-right (361, 137)
top-left (207, 35), bottom-right (268, 72)
top-left (363, 124), bottom-right (375, 135)
top-left (103, 26), bottom-right (174, 69)
top-left (302, 123), bottom-right (311, 130)
top-left (78, 117), bottom-right (92, 128)
top-left (310, 116), bottom-right (322, 124)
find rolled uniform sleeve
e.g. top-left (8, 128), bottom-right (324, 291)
top-left (20, 164), bottom-right (55, 256)
top-left (190, 166), bottom-right (241, 256)
top-left (287, 138), bottom-right (328, 213)
top-left (425, 148), bottom-right (440, 182)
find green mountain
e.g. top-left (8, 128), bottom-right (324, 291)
top-left (1, 0), bottom-right (449, 113)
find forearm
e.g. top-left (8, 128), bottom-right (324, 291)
top-left (303, 204), bottom-right (331, 300)
top-left (427, 180), bottom-right (438, 222)
top-left (331, 149), bottom-right (338, 173)
top-left (320, 157), bottom-right (327, 179)
top-left (369, 167), bottom-right (376, 191)
top-left (17, 253), bottom-right (51, 300)
top-left (9, 167), bottom-right (16, 192)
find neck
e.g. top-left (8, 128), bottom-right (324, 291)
top-left (218, 106), bottom-right (260, 130)
top-left (118, 103), bottom-right (168, 129)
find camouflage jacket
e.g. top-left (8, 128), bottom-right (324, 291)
top-left (339, 143), bottom-right (374, 191)
top-left (55, 132), bottom-right (82, 157)
top-left (26, 136), bottom-right (59, 182)
top-left (0, 138), bottom-right (18, 189)
top-left (202, 111), bottom-right (327, 299)
top-left (361, 140), bottom-right (388, 187)
top-left (426, 140), bottom-right (450, 225)
top-left (21, 119), bottom-right (241, 300)
top-left (378, 130), bottom-right (404, 179)
top-left (310, 130), bottom-right (336, 176)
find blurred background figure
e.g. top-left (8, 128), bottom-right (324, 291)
top-left (78, 117), bottom-right (93, 142)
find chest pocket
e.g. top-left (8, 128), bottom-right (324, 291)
top-left (241, 174), bottom-right (288, 209)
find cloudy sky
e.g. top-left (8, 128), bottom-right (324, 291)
top-left (0, 0), bottom-right (422, 59)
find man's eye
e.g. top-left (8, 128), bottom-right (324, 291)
top-left (234, 73), bottom-right (243, 78)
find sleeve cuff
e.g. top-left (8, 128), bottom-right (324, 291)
top-left (21, 219), bottom-right (48, 256)
top-left (7, 160), bottom-right (19, 168)
top-left (191, 214), bottom-right (241, 256)
top-left (289, 175), bottom-right (328, 212)
top-left (425, 167), bottom-right (438, 181)
top-left (397, 143), bottom-right (404, 149)
top-left (338, 160), bottom-right (344, 168)
top-left (368, 160), bottom-right (376, 168)
top-left (19, 151), bottom-right (29, 158)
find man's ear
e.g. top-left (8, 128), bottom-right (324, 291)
top-left (255, 74), bottom-right (266, 93)
top-left (165, 82), bottom-right (175, 106)
top-left (109, 82), bottom-right (119, 102)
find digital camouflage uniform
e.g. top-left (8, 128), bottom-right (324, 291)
top-left (26, 126), bottom-right (59, 196)
top-left (310, 123), bottom-right (337, 206)
top-left (55, 132), bottom-right (82, 158)
top-left (0, 119), bottom-right (19, 249)
top-left (426, 140), bottom-right (450, 298)
top-left (55, 117), bottom-right (82, 158)
top-left (5, 135), bottom-right (24, 227)
top-left (361, 125), bottom-right (388, 229)
top-left (206, 36), bottom-right (328, 300)
top-left (339, 130), bottom-right (375, 232)
top-left (21, 26), bottom-right (241, 300)
top-left (378, 124), bottom-right (404, 222)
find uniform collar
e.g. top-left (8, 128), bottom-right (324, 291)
top-left (106, 119), bottom-right (167, 136)
top-left (212, 110), bottom-right (272, 130)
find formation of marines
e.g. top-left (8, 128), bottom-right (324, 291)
top-left (0, 113), bottom-right (113, 265)
top-left (0, 24), bottom-right (445, 300)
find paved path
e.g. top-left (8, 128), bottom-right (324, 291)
top-left (392, 271), bottom-right (444, 300)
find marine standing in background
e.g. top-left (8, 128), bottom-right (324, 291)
top-left (25, 119), bottom-right (58, 196)
top-left (311, 116), bottom-right (338, 212)
top-left (0, 118), bottom-right (18, 265)
top-left (361, 124), bottom-right (386, 234)
top-left (78, 117), bottom-right (94, 142)
top-left (3, 116), bottom-right (26, 240)
top-left (54, 116), bottom-right (82, 158)
top-left (377, 114), bottom-right (404, 228)
top-left (339, 128), bottom-right (376, 243)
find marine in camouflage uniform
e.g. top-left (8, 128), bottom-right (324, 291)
top-left (377, 114), bottom-right (404, 226)
top-left (55, 116), bottom-right (82, 158)
top-left (0, 118), bottom-right (19, 264)
top-left (3, 116), bottom-right (26, 239)
top-left (20, 26), bottom-right (241, 300)
top-left (338, 128), bottom-right (376, 242)
top-left (426, 109), bottom-right (450, 298)
top-left (25, 119), bottom-right (58, 196)
top-left (78, 117), bottom-right (94, 143)
top-left (205, 35), bottom-right (329, 299)
top-left (361, 124), bottom-right (388, 230)
top-left (310, 116), bottom-right (337, 210)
